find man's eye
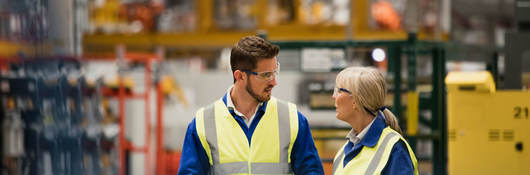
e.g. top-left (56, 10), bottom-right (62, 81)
top-left (261, 72), bottom-right (272, 78)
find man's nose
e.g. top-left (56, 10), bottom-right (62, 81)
top-left (269, 76), bottom-right (278, 86)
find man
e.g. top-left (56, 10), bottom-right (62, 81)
top-left (178, 36), bottom-right (324, 174)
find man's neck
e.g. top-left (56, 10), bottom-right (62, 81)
top-left (231, 85), bottom-right (259, 119)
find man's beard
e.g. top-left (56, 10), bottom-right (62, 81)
top-left (246, 80), bottom-right (271, 102)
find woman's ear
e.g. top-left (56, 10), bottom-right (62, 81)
top-left (351, 100), bottom-right (358, 111)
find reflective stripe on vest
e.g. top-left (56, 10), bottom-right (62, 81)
top-left (332, 127), bottom-right (419, 175)
top-left (195, 97), bottom-right (298, 175)
top-left (332, 145), bottom-right (345, 175)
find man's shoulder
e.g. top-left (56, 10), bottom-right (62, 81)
top-left (196, 100), bottom-right (222, 111)
top-left (272, 96), bottom-right (296, 105)
top-left (270, 97), bottom-right (306, 119)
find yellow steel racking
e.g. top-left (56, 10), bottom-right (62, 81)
top-left (83, 0), bottom-right (449, 54)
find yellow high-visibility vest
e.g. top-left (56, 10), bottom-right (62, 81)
top-left (332, 127), bottom-right (418, 175)
top-left (195, 97), bottom-right (299, 174)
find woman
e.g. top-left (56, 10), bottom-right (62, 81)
top-left (331, 67), bottom-right (418, 175)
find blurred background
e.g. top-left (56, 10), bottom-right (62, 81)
top-left (1, 0), bottom-right (529, 174)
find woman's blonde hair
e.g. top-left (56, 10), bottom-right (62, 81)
top-left (336, 66), bottom-right (402, 135)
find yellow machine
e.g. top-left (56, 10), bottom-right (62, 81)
top-left (445, 71), bottom-right (530, 175)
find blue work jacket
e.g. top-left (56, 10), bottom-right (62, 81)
top-left (178, 93), bottom-right (324, 175)
top-left (341, 114), bottom-right (415, 175)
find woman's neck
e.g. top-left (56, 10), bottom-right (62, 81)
top-left (349, 112), bottom-right (375, 134)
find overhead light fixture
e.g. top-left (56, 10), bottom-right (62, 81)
top-left (371, 48), bottom-right (386, 62)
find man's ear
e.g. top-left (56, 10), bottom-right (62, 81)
top-left (234, 70), bottom-right (245, 81)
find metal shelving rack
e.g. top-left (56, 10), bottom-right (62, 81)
top-left (93, 53), bottom-right (161, 175)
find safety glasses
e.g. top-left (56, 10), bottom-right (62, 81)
top-left (333, 87), bottom-right (352, 97)
top-left (241, 62), bottom-right (280, 81)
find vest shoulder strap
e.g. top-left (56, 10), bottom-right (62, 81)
top-left (195, 102), bottom-right (217, 165)
top-left (364, 129), bottom-right (400, 175)
top-left (276, 98), bottom-right (299, 163)
top-left (332, 142), bottom-right (348, 175)
top-left (399, 137), bottom-right (419, 175)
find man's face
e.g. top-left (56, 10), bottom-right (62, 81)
top-left (245, 57), bottom-right (279, 102)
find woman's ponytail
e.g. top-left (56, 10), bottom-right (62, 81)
top-left (381, 108), bottom-right (402, 135)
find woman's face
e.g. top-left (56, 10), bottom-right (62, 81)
top-left (332, 86), bottom-right (356, 122)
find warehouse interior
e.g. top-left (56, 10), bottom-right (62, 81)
top-left (1, 0), bottom-right (529, 174)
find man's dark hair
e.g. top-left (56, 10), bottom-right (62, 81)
top-left (230, 36), bottom-right (279, 82)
